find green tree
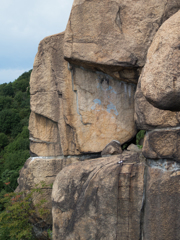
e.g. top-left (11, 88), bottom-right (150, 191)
top-left (0, 70), bottom-right (32, 237)
top-left (0, 133), bottom-right (9, 150)
top-left (0, 109), bottom-right (21, 135)
top-left (0, 183), bottom-right (50, 240)
top-left (2, 82), bottom-right (14, 97)
top-left (0, 96), bottom-right (13, 111)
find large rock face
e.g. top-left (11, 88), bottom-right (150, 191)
top-left (29, 112), bottom-right (61, 157)
top-left (29, 33), bottom-right (66, 157)
top-left (29, 32), bottom-right (137, 157)
top-left (135, 75), bottom-right (180, 161)
top-left (52, 153), bottom-right (180, 240)
top-left (141, 10), bottom-right (180, 111)
top-left (52, 152), bottom-right (146, 240)
top-left (64, 0), bottom-right (180, 72)
top-left (134, 11), bottom-right (180, 161)
top-left (134, 79), bottom-right (180, 130)
top-left (16, 1), bottom-right (180, 239)
top-left (144, 160), bottom-right (180, 240)
top-left (68, 67), bottom-right (136, 153)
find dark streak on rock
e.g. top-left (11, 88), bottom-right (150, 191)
top-left (130, 53), bottom-right (138, 66)
top-left (139, 164), bottom-right (147, 240)
top-left (173, 76), bottom-right (177, 90)
top-left (30, 151), bottom-right (39, 157)
top-left (174, 44), bottom-right (180, 50)
top-left (115, 7), bottom-right (123, 33)
top-left (100, 77), bottom-right (109, 85)
top-left (58, 90), bottom-right (62, 98)
top-left (65, 122), bottom-right (78, 153)
top-left (54, 223), bottom-right (60, 231)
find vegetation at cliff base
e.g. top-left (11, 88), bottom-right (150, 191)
top-left (0, 182), bottom-right (51, 240)
top-left (0, 70), bottom-right (53, 240)
top-left (0, 70), bottom-right (32, 212)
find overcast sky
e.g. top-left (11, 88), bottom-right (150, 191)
top-left (0, 0), bottom-right (74, 84)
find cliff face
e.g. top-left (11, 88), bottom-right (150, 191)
top-left (52, 153), bottom-right (180, 240)
top-left (29, 32), bottom-right (137, 157)
top-left (16, 0), bottom-right (180, 239)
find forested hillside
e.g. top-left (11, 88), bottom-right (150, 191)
top-left (0, 70), bottom-right (32, 210)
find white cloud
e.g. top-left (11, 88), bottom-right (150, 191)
top-left (0, 69), bottom-right (30, 84)
top-left (0, 0), bottom-right (73, 41)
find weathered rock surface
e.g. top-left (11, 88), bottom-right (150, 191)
top-left (64, 0), bottom-right (180, 77)
top-left (16, 157), bottom-right (79, 226)
top-left (127, 144), bottom-right (141, 153)
top-left (29, 112), bottom-right (62, 157)
top-left (30, 32), bottom-right (137, 156)
top-left (141, 10), bottom-right (180, 111)
top-left (52, 153), bottom-right (180, 240)
top-left (101, 140), bottom-right (122, 156)
top-left (69, 66), bottom-right (137, 153)
top-left (26, 2), bottom-right (180, 240)
top-left (52, 152), bottom-right (146, 240)
top-left (29, 33), bottom-right (66, 156)
top-left (144, 160), bottom-right (180, 240)
top-left (135, 79), bottom-right (180, 130)
top-left (142, 128), bottom-right (180, 161)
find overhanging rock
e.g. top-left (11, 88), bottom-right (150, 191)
top-left (29, 32), bottom-right (137, 157)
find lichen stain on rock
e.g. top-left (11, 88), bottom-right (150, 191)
top-left (91, 99), bottom-right (102, 110)
top-left (69, 66), bottom-right (136, 152)
top-left (107, 103), bottom-right (119, 116)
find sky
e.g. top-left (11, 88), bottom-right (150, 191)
top-left (0, 0), bottom-right (74, 84)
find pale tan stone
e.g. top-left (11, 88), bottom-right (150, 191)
top-left (101, 140), bottom-right (122, 156)
top-left (142, 128), bottom-right (180, 161)
top-left (29, 32), bottom-right (79, 156)
top-left (66, 67), bottom-right (137, 153)
top-left (135, 79), bottom-right (180, 130)
top-left (135, 79), bottom-right (180, 161)
top-left (141, 10), bottom-right (180, 111)
top-left (144, 160), bottom-right (180, 240)
top-left (29, 112), bottom-right (62, 157)
top-left (52, 152), bottom-right (145, 240)
top-left (16, 157), bottom-right (80, 226)
top-left (29, 33), bottom-right (68, 156)
top-left (31, 92), bottom-right (59, 122)
top-left (127, 144), bottom-right (141, 153)
top-left (30, 33), bottom-right (137, 156)
top-left (29, 112), bottom-right (59, 143)
top-left (29, 141), bottom-right (62, 157)
top-left (51, 154), bottom-right (180, 240)
top-left (64, 0), bottom-right (180, 73)
top-left (30, 33), bottom-right (66, 95)
top-left (26, 2), bottom-right (180, 239)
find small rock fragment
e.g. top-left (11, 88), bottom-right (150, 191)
top-left (127, 144), bottom-right (142, 153)
top-left (101, 140), bottom-right (122, 157)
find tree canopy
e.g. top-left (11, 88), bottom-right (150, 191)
top-left (0, 70), bottom-right (32, 212)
